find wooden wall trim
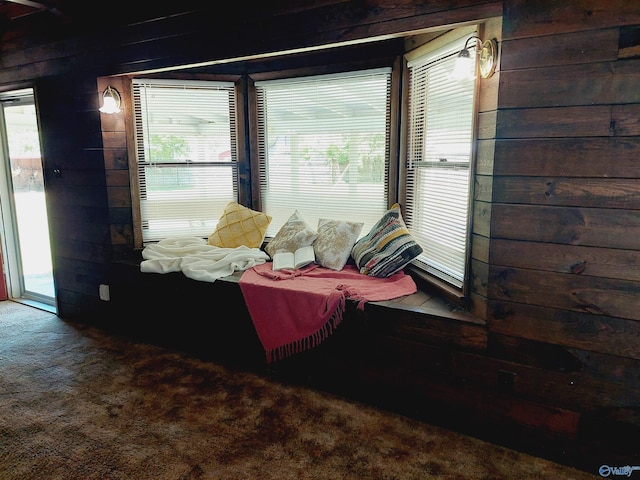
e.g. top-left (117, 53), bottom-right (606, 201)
top-left (503, 0), bottom-right (640, 41)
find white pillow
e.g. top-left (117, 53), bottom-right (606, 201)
top-left (314, 218), bottom-right (363, 270)
top-left (265, 210), bottom-right (317, 258)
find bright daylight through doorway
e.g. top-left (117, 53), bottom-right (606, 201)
top-left (0, 88), bottom-right (56, 311)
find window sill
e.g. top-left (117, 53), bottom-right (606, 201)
top-left (364, 287), bottom-right (487, 351)
top-left (405, 264), bottom-right (468, 307)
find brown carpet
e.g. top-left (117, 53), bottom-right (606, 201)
top-left (0, 300), bottom-right (599, 480)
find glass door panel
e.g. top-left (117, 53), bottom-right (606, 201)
top-left (0, 88), bottom-right (56, 308)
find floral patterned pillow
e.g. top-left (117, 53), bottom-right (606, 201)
top-left (314, 218), bottom-right (363, 270)
top-left (265, 210), bottom-right (318, 258)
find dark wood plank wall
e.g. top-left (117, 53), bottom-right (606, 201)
top-left (31, 75), bottom-right (112, 318)
top-left (1, 0), bottom-right (640, 464)
top-left (476, 0), bottom-right (640, 441)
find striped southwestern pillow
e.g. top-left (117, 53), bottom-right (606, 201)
top-left (351, 203), bottom-right (423, 278)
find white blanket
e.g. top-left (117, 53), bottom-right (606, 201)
top-left (141, 237), bottom-right (270, 282)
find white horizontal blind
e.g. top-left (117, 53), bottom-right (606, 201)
top-left (405, 34), bottom-right (477, 287)
top-left (132, 79), bottom-right (238, 242)
top-left (255, 69), bottom-right (391, 236)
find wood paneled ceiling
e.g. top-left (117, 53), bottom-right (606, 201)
top-left (0, 0), bottom-right (69, 23)
top-left (0, 0), bottom-right (81, 39)
top-left (0, 0), bottom-right (160, 41)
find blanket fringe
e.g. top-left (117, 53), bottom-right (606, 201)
top-left (266, 294), bottom-right (346, 364)
top-left (336, 284), bottom-right (368, 310)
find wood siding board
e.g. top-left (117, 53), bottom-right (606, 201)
top-left (366, 304), bottom-right (488, 350)
top-left (450, 347), bottom-right (639, 411)
top-left (330, 358), bottom-right (581, 438)
top-left (499, 59), bottom-right (640, 109)
top-left (477, 110), bottom-right (497, 139)
top-left (496, 106), bottom-right (612, 138)
top-left (472, 200), bottom-right (491, 237)
top-left (569, 348), bottom-right (640, 388)
top-left (55, 289), bottom-right (105, 320)
top-left (55, 240), bottom-right (111, 264)
top-left (107, 186), bottom-right (132, 209)
top-left (0, 1), bottom-right (496, 72)
top-left (492, 138), bottom-right (640, 178)
top-left (475, 139), bottom-right (495, 175)
top-left (503, 0), bottom-right (640, 41)
top-left (48, 204), bottom-right (109, 225)
top-left (251, 0), bottom-right (498, 38)
top-left (471, 234), bottom-right (490, 264)
top-left (469, 291), bottom-right (489, 320)
top-left (489, 301), bottom-right (640, 362)
top-left (427, 380), bottom-right (581, 436)
top-left (54, 256), bottom-right (108, 278)
top-left (471, 258), bottom-right (489, 297)
top-left (43, 168), bottom-right (107, 187)
top-left (490, 238), bottom-right (640, 282)
top-left (619, 25), bottom-right (640, 59)
top-left (474, 174), bottom-right (493, 202)
top-left (49, 217), bottom-right (110, 244)
top-left (492, 176), bottom-right (640, 209)
top-left (0, 41), bottom-right (79, 76)
top-left (612, 104), bottom-right (640, 136)
top-left (98, 112), bottom-right (126, 133)
top-left (478, 70), bottom-right (499, 112)
top-left (366, 334), bottom-right (454, 376)
top-left (105, 170), bottom-right (130, 187)
top-left (491, 204), bottom-right (640, 250)
top-left (487, 266), bottom-right (640, 321)
top-left (47, 186), bottom-right (109, 209)
top-left (102, 131), bottom-right (128, 150)
top-left (103, 149), bottom-right (129, 171)
top-left (500, 29), bottom-right (619, 71)
top-left (110, 224), bottom-right (133, 245)
top-left (108, 207), bottom-right (132, 225)
top-left (487, 332), bottom-right (583, 372)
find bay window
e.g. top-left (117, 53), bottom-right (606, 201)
top-left (128, 29), bottom-right (479, 296)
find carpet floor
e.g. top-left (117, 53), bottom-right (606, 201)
top-left (0, 300), bottom-right (600, 479)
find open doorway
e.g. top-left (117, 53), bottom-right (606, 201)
top-left (0, 88), bottom-right (56, 312)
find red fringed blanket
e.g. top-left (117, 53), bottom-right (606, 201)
top-left (239, 263), bottom-right (417, 363)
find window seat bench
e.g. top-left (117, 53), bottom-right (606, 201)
top-left (107, 260), bottom-right (598, 464)
top-left (108, 260), bottom-right (487, 363)
top-left (108, 259), bottom-right (493, 430)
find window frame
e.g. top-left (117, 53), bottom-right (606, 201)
top-left (399, 27), bottom-right (481, 304)
top-left (120, 34), bottom-right (481, 304)
top-left (127, 74), bottom-right (245, 247)
top-left (247, 58), bottom-right (402, 238)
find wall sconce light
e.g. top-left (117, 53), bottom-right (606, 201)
top-left (452, 36), bottom-right (498, 81)
top-left (99, 86), bottom-right (121, 114)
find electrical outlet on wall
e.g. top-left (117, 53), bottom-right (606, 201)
top-left (99, 284), bottom-right (110, 301)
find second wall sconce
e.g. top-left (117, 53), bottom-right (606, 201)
top-left (452, 36), bottom-right (498, 81)
top-left (99, 86), bottom-right (122, 114)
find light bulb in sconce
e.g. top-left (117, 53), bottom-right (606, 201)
top-left (451, 46), bottom-right (476, 81)
top-left (451, 37), bottom-right (497, 82)
top-left (99, 86), bottom-right (121, 114)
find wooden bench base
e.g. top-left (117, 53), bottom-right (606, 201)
top-left (105, 261), bottom-right (637, 474)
